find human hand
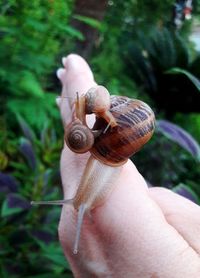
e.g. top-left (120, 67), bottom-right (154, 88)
top-left (57, 54), bottom-right (200, 278)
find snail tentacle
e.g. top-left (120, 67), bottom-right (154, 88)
top-left (73, 203), bottom-right (87, 254)
top-left (31, 199), bottom-right (73, 206)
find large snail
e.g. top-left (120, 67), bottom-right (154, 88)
top-left (31, 85), bottom-right (155, 254)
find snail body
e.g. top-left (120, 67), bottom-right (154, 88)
top-left (32, 85), bottom-right (155, 254)
top-left (75, 86), bottom-right (117, 127)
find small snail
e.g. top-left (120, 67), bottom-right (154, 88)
top-left (64, 119), bottom-right (95, 153)
top-left (31, 85), bottom-right (155, 254)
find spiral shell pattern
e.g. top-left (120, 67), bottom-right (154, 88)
top-left (91, 96), bottom-right (155, 166)
top-left (65, 120), bottom-right (94, 154)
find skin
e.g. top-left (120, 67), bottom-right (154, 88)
top-left (57, 54), bottom-right (200, 278)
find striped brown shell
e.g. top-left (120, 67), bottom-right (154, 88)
top-left (91, 96), bottom-right (155, 167)
top-left (65, 119), bottom-right (94, 154)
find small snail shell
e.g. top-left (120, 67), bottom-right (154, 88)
top-left (64, 119), bottom-right (94, 154)
top-left (31, 86), bottom-right (155, 254)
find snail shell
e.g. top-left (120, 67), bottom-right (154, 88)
top-left (91, 96), bottom-right (155, 166)
top-left (65, 119), bottom-right (94, 154)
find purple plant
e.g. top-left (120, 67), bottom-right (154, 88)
top-left (173, 184), bottom-right (198, 203)
top-left (17, 115), bottom-right (36, 142)
top-left (31, 230), bottom-right (54, 244)
top-left (19, 138), bottom-right (37, 170)
top-left (7, 193), bottom-right (31, 210)
top-left (0, 173), bottom-right (18, 193)
top-left (157, 119), bottom-right (200, 161)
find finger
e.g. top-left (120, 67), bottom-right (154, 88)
top-left (149, 187), bottom-right (200, 254)
top-left (58, 54), bottom-right (97, 196)
top-left (60, 147), bottom-right (90, 198)
top-left (56, 54), bottom-right (97, 126)
top-left (59, 160), bottom-right (200, 277)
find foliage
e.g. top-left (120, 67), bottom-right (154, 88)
top-left (0, 0), bottom-right (81, 130)
top-left (91, 35), bottom-right (140, 99)
top-left (133, 132), bottom-right (200, 202)
top-left (0, 1), bottom-right (78, 276)
top-left (0, 117), bottom-right (73, 277)
top-left (174, 112), bottom-right (200, 141)
top-left (122, 27), bottom-right (200, 115)
top-left (105, 0), bottom-right (175, 30)
top-left (157, 119), bottom-right (200, 161)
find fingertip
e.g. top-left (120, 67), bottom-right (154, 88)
top-left (62, 53), bottom-right (84, 67)
top-left (61, 54), bottom-right (94, 81)
top-left (58, 53), bottom-right (97, 125)
top-left (57, 68), bottom-right (66, 83)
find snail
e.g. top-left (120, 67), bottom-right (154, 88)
top-left (31, 85), bottom-right (155, 254)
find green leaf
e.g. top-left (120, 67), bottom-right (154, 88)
top-left (18, 71), bottom-right (44, 97)
top-left (56, 24), bottom-right (84, 40)
top-left (7, 93), bottom-right (59, 130)
top-left (1, 199), bottom-right (23, 217)
top-left (73, 14), bottom-right (105, 31)
top-left (17, 115), bottom-right (36, 142)
top-left (35, 241), bottom-right (71, 270)
top-left (43, 253), bottom-right (68, 268)
top-left (166, 67), bottom-right (200, 91)
top-left (26, 18), bottom-right (48, 32)
top-left (190, 55), bottom-right (200, 77)
top-left (173, 33), bottom-right (189, 67)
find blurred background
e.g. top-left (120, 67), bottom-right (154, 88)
top-left (0, 0), bottom-right (200, 277)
